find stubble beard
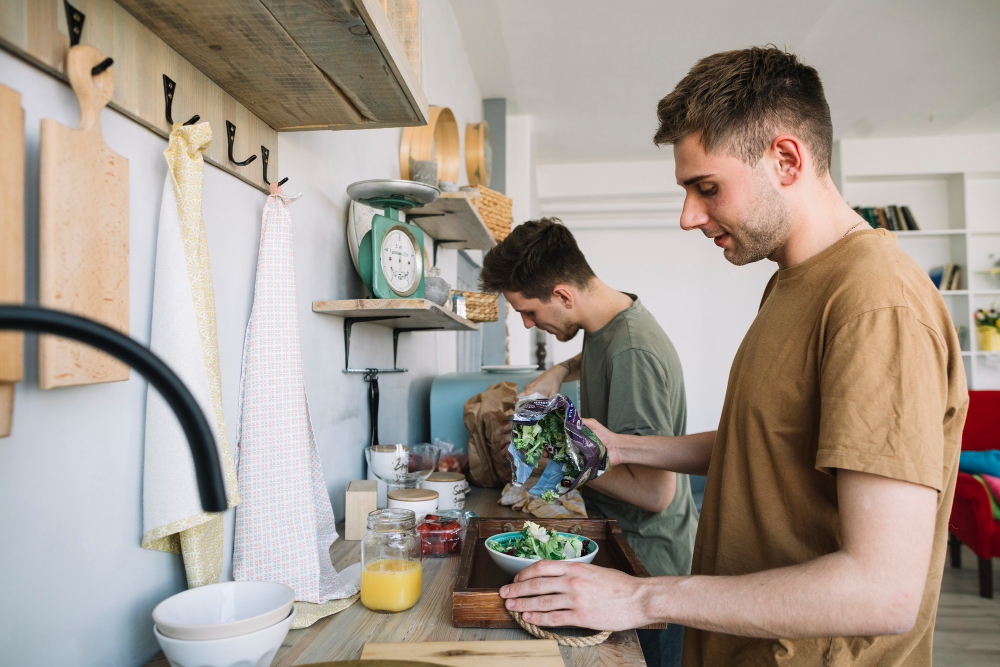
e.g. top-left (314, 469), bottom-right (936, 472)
top-left (722, 167), bottom-right (792, 266)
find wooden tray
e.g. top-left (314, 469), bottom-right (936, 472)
top-left (452, 517), bottom-right (668, 629)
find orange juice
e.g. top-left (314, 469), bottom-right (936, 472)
top-left (360, 558), bottom-right (422, 611)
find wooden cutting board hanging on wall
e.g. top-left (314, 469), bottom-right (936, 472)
top-left (38, 44), bottom-right (129, 389)
top-left (0, 82), bottom-right (26, 436)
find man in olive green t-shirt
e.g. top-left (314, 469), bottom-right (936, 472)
top-left (480, 218), bottom-right (698, 667)
top-left (578, 293), bottom-right (698, 581)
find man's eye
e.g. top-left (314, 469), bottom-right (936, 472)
top-left (699, 185), bottom-right (718, 196)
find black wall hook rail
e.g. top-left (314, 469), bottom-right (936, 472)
top-left (226, 121), bottom-right (257, 166)
top-left (260, 146), bottom-right (287, 187)
top-left (0, 305), bottom-right (227, 512)
top-left (162, 75), bottom-right (200, 126)
top-left (64, 1), bottom-right (84, 48)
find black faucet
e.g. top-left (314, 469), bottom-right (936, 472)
top-left (0, 305), bottom-right (227, 512)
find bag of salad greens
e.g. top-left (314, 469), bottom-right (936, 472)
top-left (507, 393), bottom-right (608, 502)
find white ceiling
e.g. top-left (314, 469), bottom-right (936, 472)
top-left (448, 0), bottom-right (1000, 164)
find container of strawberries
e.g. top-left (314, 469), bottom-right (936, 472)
top-left (417, 510), bottom-right (472, 558)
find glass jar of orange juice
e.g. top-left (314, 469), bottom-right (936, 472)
top-left (361, 509), bottom-right (423, 612)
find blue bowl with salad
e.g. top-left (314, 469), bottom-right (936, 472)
top-left (485, 521), bottom-right (599, 578)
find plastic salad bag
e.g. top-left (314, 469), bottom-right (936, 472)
top-left (507, 393), bottom-right (608, 501)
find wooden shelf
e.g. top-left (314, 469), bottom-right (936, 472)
top-left (116, 0), bottom-right (428, 131)
top-left (895, 229), bottom-right (966, 236)
top-left (312, 299), bottom-right (478, 331)
top-left (410, 192), bottom-right (496, 251)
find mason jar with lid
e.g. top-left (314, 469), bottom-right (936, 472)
top-left (360, 509), bottom-right (423, 612)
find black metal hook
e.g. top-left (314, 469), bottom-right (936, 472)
top-left (91, 57), bottom-right (113, 76)
top-left (226, 121), bottom-right (257, 167)
top-left (162, 75), bottom-right (200, 126)
top-left (64, 1), bottom-right (84, 48)
top-left (260, 146), bottom-right (288, 187)
top-left (63, 2), bottom-right (114, 76)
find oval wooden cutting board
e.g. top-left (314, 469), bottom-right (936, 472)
top-left (0, 82), bottom-right (25, 435)
top-left (38, 44), bottom-right (129, 389)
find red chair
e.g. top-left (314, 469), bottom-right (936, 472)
top-left (948, 389), bottom-right (1000, 598)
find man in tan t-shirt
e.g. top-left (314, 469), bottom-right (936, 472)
top-left (498, 46), bottom-right (968, 666)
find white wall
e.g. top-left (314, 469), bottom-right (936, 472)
top-left (504, 113), bottom-right (539, 365)
top-left (536, 159), bottom-right (774, 434)
top-left (0, 2), bottom-right (482, 665)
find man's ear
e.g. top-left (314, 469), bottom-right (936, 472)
top-left (771, 135), bottom-right (804, 187)
top-left (552, 284), bottom-right (574, 308)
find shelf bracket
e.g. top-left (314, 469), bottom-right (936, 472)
top-left (393, 327), bottom-right (444, 370)
top-left (343, 316), bottom-right (409, 373)
top-left (431, 238), bottom-right (466, 266)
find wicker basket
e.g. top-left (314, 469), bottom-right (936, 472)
top-left (471, 185), bottom-right (513, 243)
top-left (450, 290), bottom-right (499, 322)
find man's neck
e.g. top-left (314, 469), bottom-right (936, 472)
top-left (769, 176), bottom-right (867, 269)
top-left (577, 281), bottom-right (635, 333)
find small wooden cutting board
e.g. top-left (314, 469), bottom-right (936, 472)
top-left (360, 640), bottom-right (564, 666)
top-left (38, 43), bottom-right (129, 389)
top-left (0, 81), bottom-right (25, 436)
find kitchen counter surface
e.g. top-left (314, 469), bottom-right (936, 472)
top-left (144, 486), bottom-right (646, 666)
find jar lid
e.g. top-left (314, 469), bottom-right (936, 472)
top-left (388, 488), bottom-right (438, 502)
top-left (366, 508), bottom-right (416, 530)
top-left (371, 443), bottom-right (408, 453)
top-left (426, 472), bottom-right (465, 482)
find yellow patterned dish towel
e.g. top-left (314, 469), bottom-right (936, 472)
top-left (500, 483), bottom-right (587, 519)
top-left (141, 122), bottom-right (239, 587)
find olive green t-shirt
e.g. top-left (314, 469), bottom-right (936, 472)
top-left (685, 230), bottom-right (968, 666)
top-left (579, 295), bottom-right (699, 577)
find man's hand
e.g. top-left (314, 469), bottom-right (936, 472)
top-left (520, 364), bottom-right (569, 399)
top-left (581, 418), bottom-right (623, 467)
top-left (499, 560), bottom-right (651, 631)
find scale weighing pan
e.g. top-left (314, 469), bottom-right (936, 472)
top-left (347, 179), bottom-right (440, 209)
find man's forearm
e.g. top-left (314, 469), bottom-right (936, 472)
top-left (638, 548), bottom-right (920, 639)
top-left (586, 465), bottom-right (676, 513)
top-left (615, 430), bottom-right (716, 476)
top-left (557, 353), bottom-right (581, 382)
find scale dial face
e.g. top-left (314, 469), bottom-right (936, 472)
top-left (380, 225), bottom-right (422, 296)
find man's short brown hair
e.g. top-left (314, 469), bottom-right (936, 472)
top-left (479, 218), bottom-right (595, 301)
top-left (654, 46), bottom-right (833, 174)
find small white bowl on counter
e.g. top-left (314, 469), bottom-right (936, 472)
top-left (153, 580), bottom-right (295, 641)
top-left (485, 531), bottom-right (599, 578)
top-left (153, 605), bottom-right (295, 667)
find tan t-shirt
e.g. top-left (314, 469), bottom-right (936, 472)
top-left (684, 229), bottom-right (969, 667)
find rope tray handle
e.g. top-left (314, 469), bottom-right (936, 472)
top-left (508, 610), bottom-right (612, 647)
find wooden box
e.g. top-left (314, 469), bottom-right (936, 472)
top-left (344, 480), bottom-right (378, 540)
top-left (452, 517), bottom-right (668, 629)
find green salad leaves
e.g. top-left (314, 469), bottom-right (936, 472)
top-left (512, 410), bottom-right (580, 498)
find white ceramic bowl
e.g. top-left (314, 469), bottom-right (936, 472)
top-left (485, 532), bottom-right (599, 578)
top-left (153, 580), bottom-right (294, 641)
top-left (154, 605), bottom-right (294, 667)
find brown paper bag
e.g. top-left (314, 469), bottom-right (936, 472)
top-left (463, 381), bottom-right (517, 487)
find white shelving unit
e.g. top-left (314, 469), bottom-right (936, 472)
top-left (835, 135), bottom-right (1000, 389)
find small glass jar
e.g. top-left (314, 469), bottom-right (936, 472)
top-left (360, 509), bottom-right (423, 612)
top-left (451, 291), bottom-right (467, 318)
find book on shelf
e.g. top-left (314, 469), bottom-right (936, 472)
top-left (852, 205), bottom-right (920, 231)
top-left (928, 264), bottom-right (962, 291)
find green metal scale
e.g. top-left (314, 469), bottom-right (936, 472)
top-left (347, 179), bottom-right (440, 300)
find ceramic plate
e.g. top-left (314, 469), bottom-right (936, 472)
top-left (481, 365), bottom-right (539, 373)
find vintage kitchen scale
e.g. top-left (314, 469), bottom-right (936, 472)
top-left (347, 179), bottom-right (440, 300)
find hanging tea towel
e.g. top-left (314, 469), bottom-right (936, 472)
top-left (233, 188), bottom-right (359, 628)
top-left (142, 122), bottom-right (240, 587)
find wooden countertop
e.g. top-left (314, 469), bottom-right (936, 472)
top-left (145, 487), bottom-right (646, 666)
